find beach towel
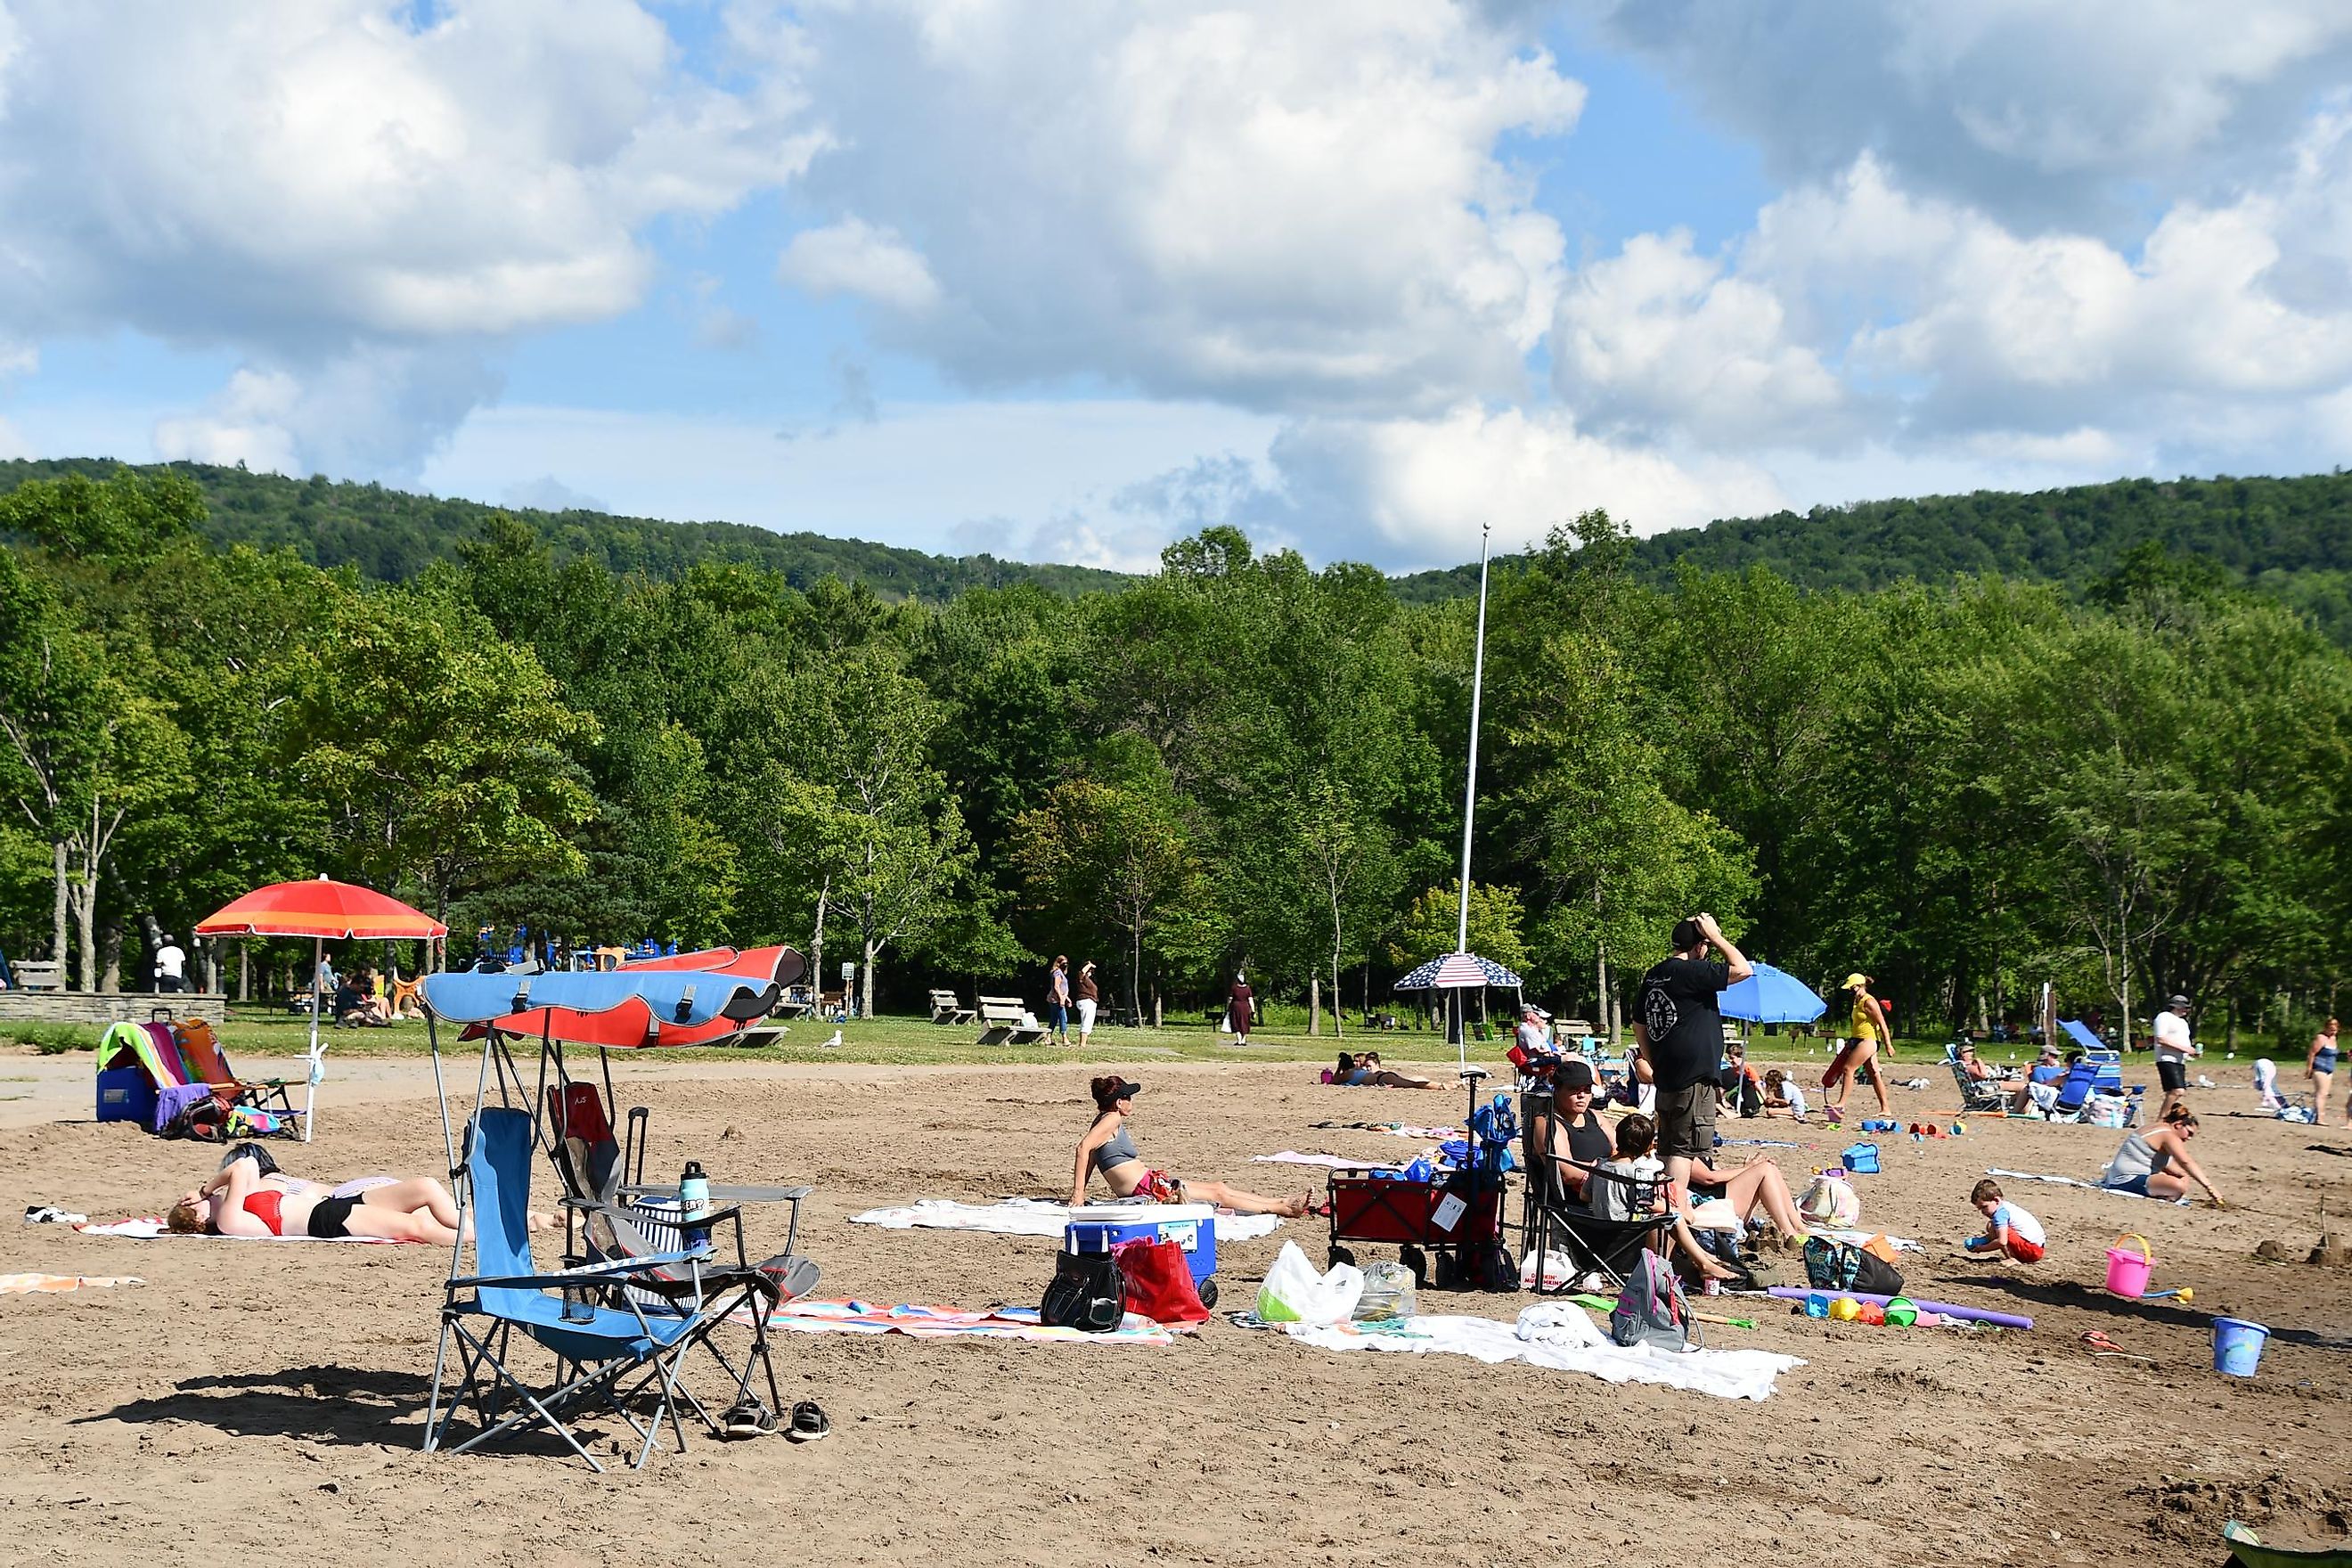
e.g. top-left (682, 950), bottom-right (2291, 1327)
top-left (75, 1216), bottom-right (404, 1242)
top-left (1311, 1122), bottom-right (1463, 1139)
top-left (1280, 1303), bottom-right (1803, 1401)
top-left (0, 1273), bottom-right (143, 1294)
top-left (1983, 1168), bottom-right (2192, 1204)
top-left (1251, 1151), bottom-right (1411, 1171)
top-left (761, 1299), bottom-right (1176, 1345)
top-left (847, 1197), bottom-right (1282, 1242)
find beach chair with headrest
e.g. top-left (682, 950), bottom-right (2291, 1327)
top-left (1515, 1090), bottom-right (1676, 1294)
top-left (1945, 1044), bottom-right (2009, 1114)
top-left (424, 1107), bottom-right (765, 1472)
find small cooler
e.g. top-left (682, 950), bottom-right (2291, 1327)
top-left (1065, 1204), bottom-right (1221, 1307)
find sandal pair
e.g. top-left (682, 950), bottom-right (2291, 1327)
top-left (721, 1398), bottom-right (830, 1441)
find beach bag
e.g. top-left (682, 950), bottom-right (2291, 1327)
top-left (1798, 1173), bottom-right (1861, 1229)
top-left (160, 1088), bottom-right (234, 1141)
top-left (1610, 1248), bottom-right (1699, 1351)
top-left (150, 1082), bottom-right (216, 1137)
top-left (1803, 1236), bottom-right (1905, 1297)
top-left (1110, 1238), bottom-right (1209, 1325)
top-left (1254, 1239), bottom-right (1363, 1325)
top-left (1041, 1249), bottom-right (1127, 1332)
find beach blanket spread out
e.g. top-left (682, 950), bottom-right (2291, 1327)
top-left (0, 1273), bottom-right (143, 1294)
top-left (764, 1299), bottom-right (1176, 1345)
top-left (76, 1217), bottom-right (400, 1243)
top-left (848, 1197), bottom-right (1281, 1241)
top-left (1284, 1303), bottom-right (1803, 1401)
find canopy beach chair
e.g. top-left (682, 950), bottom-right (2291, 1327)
top-left (420, 949), bottom-right (813, 1469)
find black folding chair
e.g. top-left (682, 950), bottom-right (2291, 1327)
top-left (1516, 1090), bottom-right (1675, 1294)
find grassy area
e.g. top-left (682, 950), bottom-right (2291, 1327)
top-left (2, 1001), bottom-right (2043, 1073)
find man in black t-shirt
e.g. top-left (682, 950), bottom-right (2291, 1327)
top-left (1634, 913), bottom-right (1752, 1219)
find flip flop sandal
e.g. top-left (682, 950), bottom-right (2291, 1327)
top-left (722, 1399), bottom-right (778, 1438)
top-left (787, 1401), bottom-right (831, 1443)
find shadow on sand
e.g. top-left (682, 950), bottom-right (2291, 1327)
top-left (74, 1363), bottom-right (584, 1457)
top-left (1945, 1271), bottom-right (2352, 1352)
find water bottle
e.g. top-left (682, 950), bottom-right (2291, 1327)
top-left (679, 1160), bottom-right (711, 1254)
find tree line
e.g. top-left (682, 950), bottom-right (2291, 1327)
top-left (0, 468), bottom-right (2345, 1051)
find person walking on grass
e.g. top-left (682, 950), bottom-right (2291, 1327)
top-left (1226, 970), bottom-right (1256, 1046)
top-left (1634, 913), bottom-right (1752, 1244)
top-left (2153, 993), bottom-right (2200, 1120)
top-left (1048, 956), bottom-right (1072, 1046)
top-left (1074, 960), bottom-right (1100, 1048)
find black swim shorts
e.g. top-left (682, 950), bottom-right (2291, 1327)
top-left (2157, 1058), bottom-right (2187, 1093)
top-left (306, 1193), bottom-right (359, 1240)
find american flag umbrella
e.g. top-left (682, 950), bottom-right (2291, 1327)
top-left (1393, 951), bottom-right (1523, 991)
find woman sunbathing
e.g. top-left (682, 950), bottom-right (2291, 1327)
top-left (167, 1146), bottom-right (543, 1242)
top-left (1343, 1051), bottom-right (1441, 1090)
top-left (1071, 1076), bottom-right (1316, 1217)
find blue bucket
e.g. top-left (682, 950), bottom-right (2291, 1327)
top-left (2212, 1317), bottom-right (2269, 1376)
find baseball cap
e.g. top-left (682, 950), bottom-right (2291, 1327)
top-left (1105, 1078), bottom-right (1143, 1099)
top-left (1670, 918), bottom-right (1704, 950)
top-left (2169, 994), bottom-right (2190, 1008)
top-left (1556, 1059), bottom-right (1595, 1093)
top-left (1842, 972), bottom-right (1871, 990)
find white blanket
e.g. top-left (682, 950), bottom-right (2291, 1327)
top-left (76, 1217), bottom-right (398, 1243)
top-left (849, 1197), bottom-right (1282, 1241)
top-left (1283, 1303), bottom-right (1803, 1401)
top-left (1251, 1151), bottom-right (1409, 1171)
top-left (1983, 1167), bottom-right (2191, 1204)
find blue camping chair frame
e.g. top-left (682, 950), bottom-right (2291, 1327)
top-left (421, 970), bottom-right (800, 1472)
top-left (424, 1106), bottom-right (775, 1471)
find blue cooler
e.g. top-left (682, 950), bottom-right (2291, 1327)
top-left (1065, 1203), bottom-right (1219, 1286)
top-left (96, 1067), bottom-right (155, 1125)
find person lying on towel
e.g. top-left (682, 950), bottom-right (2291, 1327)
top-left (1327, 1050), bottom-right (1442, 1089)
top-left (167, 1143), bottom-right (549, 1242)
top-left (1072, 1077), bottom-right (1317, 1217)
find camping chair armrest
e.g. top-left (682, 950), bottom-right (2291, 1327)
top-left (573, 1196), bottom-right (747, 1231)
top-left (453, 1251), bottom-right (713, 1291)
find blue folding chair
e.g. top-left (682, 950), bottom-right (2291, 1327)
top-left (423, 1107), bottom-right (752, 1471)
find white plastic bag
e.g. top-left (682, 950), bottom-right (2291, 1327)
top-left (1255, 1239), bottom-right (1363, 1325)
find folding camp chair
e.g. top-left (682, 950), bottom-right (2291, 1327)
top-left (423, 1107), bottom-right (777, 1471)
top-left (173, 1017), bottom-right (301, 1119)
top-left (1946, 1044), bottom-right (2009, 1114)
top-left (1515, 1091), bottom-right (1675, 1294)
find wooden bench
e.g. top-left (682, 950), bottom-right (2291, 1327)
top-left (8, 960), bottom-right (62, 992)
top-left (929, 988), bottom-right (976, 1025)
top-left (976, 995), bottom-right (1045, 1046)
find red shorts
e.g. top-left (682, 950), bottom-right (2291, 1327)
top-left (2005, 1237), bottom-right (2045, 1263)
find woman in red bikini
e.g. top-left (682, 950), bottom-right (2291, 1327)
top-left (165, 1147), bottom-right (540, 1242)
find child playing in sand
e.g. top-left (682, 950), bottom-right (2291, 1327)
top-left (1761, 1068), bottom-right (1808, 1120)
top-left (1963, 1178), bottom-right (2045, 1262)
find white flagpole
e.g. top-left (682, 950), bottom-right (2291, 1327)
top-left (304, 935), bottom-right (323, 1143)
top-left (1454, 522), bottom-right (1493, 1073)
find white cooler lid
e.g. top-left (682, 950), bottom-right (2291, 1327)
top-left (1065, 1204), bottom-right (1216, 1224)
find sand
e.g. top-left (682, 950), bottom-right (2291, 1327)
top-left (1, 1047), bottom-right (2346, 1567)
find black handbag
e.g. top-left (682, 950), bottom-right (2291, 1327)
top-left (1040, 1249), bottom-right (1127, 1332)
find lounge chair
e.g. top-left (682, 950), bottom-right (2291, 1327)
top-left (1945, 1044), bottom-right (2009, 1114)
top-left (1515, 1090), bottom-right (1676, 1294)
top-left (423, 1107), bottom-right (774, 1471)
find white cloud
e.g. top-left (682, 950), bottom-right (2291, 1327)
top-left (0, 0), bottom-right (817, 470)
top-left (1575, 0), bottom-right (2352, 229)
top-left (151, 344), bottom-right (502, 478)
top-left (781, 0), bottom-right (1583, 412)
top-left (1549, 230), bottom-right (1850, 446)
top-left (778, 218), bottom-right (942, 313)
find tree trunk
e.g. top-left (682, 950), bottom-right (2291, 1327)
top-left (810, 878), bottom-right (829, 1010)
top-left (49, 840), bottom-right (68, 978)
top-left (239, 942), bottom-right (250, 1002)
top-left (1310, 976), bottom-right (1320, 1037)
top-left (70, 878), bottom-right (97, 993)
top-left (100, 918), bottom-right (122, 993)
top-left (1151, 983), bottom-right (1162, 1030)
top-left (1131, 920), bottom-right (1144, 1024)
top-left (861, 936), bottom-right (878, 1019)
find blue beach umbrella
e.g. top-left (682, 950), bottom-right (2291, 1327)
top-left (1719, 962), bottom-right (1826, 1025)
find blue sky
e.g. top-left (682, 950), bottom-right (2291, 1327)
top-left (3, 2), bottom-right (2349, 571)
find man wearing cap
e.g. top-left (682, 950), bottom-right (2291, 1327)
top-left (1634, 914), bottom-right (1752, 1225)
top-left (1516, 1003), bottom-right (1551, 1059)
top-left (2153, 994), bottom-right (2199, 1117)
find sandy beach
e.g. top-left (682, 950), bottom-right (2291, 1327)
top-left (1, 1049), bottom-right (2345, 1567)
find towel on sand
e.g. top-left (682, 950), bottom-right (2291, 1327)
top-left (1984, 1167), bottom-right (2191, 1204)
top-left (1251, 1151), bottom-right (1410, 1171)
top-left (1283, 1303), bottom-right (1803, 1401)
top-left (76, 1217), bottom-right (401, 1242)
top-left (848, 1197), bottom-right (1282, 1241)
top-left (761, 1299), bottom-right (1176, 1345)
top-left (0, 1273), bottom-right (143, 1293)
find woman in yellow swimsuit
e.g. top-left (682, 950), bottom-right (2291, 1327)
top-left (1823, 972), bottom-right (1892, 1118)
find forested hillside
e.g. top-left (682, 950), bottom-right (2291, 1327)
top-left (2, 469), bottom-right (2346, 1053)
top-left (6, 462), bottom-right (2350, 643)
top-left (0, 458), bottom-right (1131, 600)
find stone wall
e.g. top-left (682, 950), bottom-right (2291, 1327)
top-left (0, 991), bottom-right (225, 1027)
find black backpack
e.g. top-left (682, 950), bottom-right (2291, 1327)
top-left (1041, 1250), bottom-right (1126, 1332)
top-left (1803, 1237), bottom-right (1905, 1297)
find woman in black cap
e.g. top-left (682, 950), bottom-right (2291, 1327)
top-left (1070, 1077), bottom-right (1317, 1216)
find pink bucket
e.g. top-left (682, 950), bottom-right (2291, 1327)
top-left (2104, 1233), bottom-right (2153, 1298)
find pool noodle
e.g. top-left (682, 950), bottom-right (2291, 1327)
top-left (1765, 1286), bottom-right (2033, 1329)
